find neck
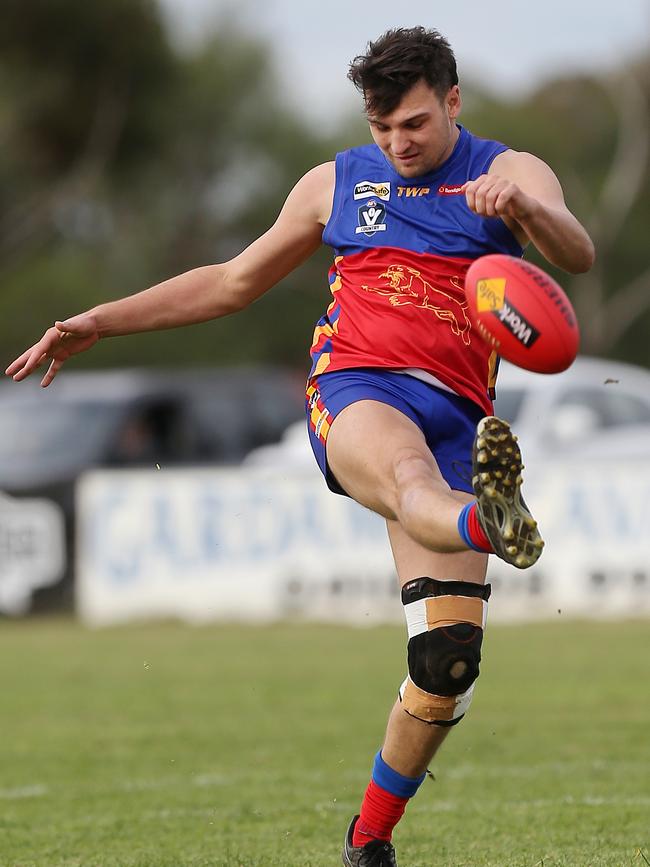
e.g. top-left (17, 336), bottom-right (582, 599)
top-left (438, 123), bottom-right (460, 166)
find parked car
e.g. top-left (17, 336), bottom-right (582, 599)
top-left (0, 366), bottom-right (305, 612)
top-left (493, 356), bottom-right (650, 462)
top-left (244, 356), bottom-right (650, 470)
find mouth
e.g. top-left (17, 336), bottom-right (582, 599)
top-left (393, 152), bottom-right (419, 165)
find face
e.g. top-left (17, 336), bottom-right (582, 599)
top-left (367, 79), bottom-right (462, 178)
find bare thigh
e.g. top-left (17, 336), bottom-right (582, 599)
top-left (326, 399), bottom-right (451, 520)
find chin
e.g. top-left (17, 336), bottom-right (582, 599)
top-left (388, 155), bottom-right (431, 178)
top-left (396, 164), bottom-right (426, 178)
top-left (401, 166), bottom-right (423, 177)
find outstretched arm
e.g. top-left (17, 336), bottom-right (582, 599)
top-left (6, 162), bottom-right (334, 386)
top-left (463, 150), bottom-right (595, 274)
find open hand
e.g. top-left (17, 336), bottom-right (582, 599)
top-left (5, 312), bottom-right (100, 387)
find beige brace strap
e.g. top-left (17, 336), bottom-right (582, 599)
top-left (404, 594), bottom-right (487, 639)
top-left (399, 676), bottom-right (475, 723)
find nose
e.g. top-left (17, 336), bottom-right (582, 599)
top-left (391, 130), bottom-right (413, 156)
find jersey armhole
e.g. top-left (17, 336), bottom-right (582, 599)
top-left (483, 145), bottom-right (525, 258)
top-left (322, 151), bottom-right (348, 248)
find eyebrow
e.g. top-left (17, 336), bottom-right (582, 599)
top-left (368, 112), bottom-right (430, 126)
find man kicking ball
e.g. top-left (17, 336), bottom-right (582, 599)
top-left (6, 27), bottom-right (594, 866)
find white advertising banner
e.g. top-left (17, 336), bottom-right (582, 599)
top-left (0, 492), bottom-right (66, 615)
top-left (76, 462), bottom-right (650, 626)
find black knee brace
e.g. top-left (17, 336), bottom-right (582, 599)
top-left (399, 576), bottom-right (491, 726)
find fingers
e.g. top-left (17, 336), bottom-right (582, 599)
top-left (5, 313), bottom-right (99, 386)
top-left (6, 316), bottom-right (100, 385)
top-left (5, 349), bottom-right (34, 378)
top-left (41, 357), bottom-right (65, 388)
top-left (464, 174), bottom-right (523, 218)
top-left (464, 174), bottom-right (504, 216)
top-left (55, 320), bottom-right (78, 334)
top-left (5, 346), bottom-right (48, 380)
top-left (5, 326), bottom-right (67, 383)
top-left (54, 314), bottom-right (96, 336)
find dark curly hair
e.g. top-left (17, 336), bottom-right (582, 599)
top-left (348, 27), bottom-right (459, 116)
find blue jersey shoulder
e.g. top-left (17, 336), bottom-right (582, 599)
top-left (323, 126), bottom-right (523, 260)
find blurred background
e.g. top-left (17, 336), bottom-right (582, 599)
top-left (1, 0), bottom-right (649, 619)
top-left (2, 0), bottom-right (649, 368)
top-left (1, 5), bottom-right (650, 866)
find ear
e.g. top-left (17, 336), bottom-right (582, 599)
top-left (447, 85), bottom-right (462, 120)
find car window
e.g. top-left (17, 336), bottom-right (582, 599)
top-left (185, 377), bottom-right (304, 462)
top-left (556, 387), bottom-right (650, 429)
top-left (0, 402), bottom-right (120, 483)
top-left (106, 399), bottom-right (196, 465)
top-left (0, 370), bottom-right (306, 485)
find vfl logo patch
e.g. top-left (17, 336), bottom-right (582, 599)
top-left (491, 299), bottom-right (540, 347)
top-left (356, 200), bottom-right (387, 236)
top-left (353, 181), bottom-right (391, 201)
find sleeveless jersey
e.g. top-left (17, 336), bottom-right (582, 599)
top-left (308, 125), bottom-right (524, 414)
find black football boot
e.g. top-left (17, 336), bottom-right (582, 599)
top-left (342, 815), bottom-right (398, 867)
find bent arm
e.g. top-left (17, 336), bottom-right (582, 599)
top-left (489, 150), bottom-right (595, 274)
top-left (7, 162), bottom-right (334, 385)
top-left (88, 161), bottom-right (333, 337)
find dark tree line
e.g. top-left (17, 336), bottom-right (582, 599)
top-left (1, 0), bottom-right (648, 370)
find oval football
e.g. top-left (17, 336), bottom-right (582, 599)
top-left (465, 254), bottom-right (579, 374)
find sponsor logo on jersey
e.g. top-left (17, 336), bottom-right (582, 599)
top-left (491, 298), bottom-right (540, 347)
top-left (353, 181), bottom-right (391, 201)
top-left (356, 200), bottom-right (387, 236)
top-left (397, 186), bottom-right (430, 197)
top-left (438, 184), bottom-right (465, 195)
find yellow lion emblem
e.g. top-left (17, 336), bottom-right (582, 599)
top-left (362, 264), bottom-right (472, 346)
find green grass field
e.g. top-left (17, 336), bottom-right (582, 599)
top-left (0, 619), bottom-right (648, 867)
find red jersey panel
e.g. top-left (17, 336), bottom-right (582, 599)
top-left (310, 247), bottom-right (496, 414)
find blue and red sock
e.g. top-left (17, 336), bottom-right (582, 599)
top-left (457, 502), bottom-right (494, 553)
top-left (353, 751), bottom-right (426, 846)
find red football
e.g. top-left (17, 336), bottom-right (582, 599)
top-left (465, 254), bottom-right (579, 373)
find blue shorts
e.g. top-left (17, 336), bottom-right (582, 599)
top-left (305, 368), bottom-right (485, 496)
